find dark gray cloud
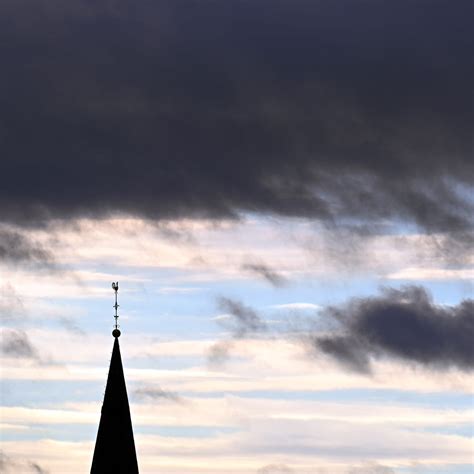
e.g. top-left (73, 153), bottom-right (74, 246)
top-left (0, 0), bottom-right (472, 235)
top-left (134, 386), bottom-right (184, 404)
top-left (310, 286), bottom-right (474, 373)
top-left (242, 261), bottom-right (288, 287)
top-left (0, 329), bottom-right (40, 359)
top-left (211, 287), bottom-right (473, 372)
top-left (0, 228), bottom-right (56, 268)
top-left (316, 335), bottom-right (372, 374)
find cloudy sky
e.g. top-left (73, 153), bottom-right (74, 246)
top-left (0, 1), bottom-right (473, 473)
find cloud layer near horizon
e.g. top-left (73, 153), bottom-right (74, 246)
top-left (1, 0), bottom-right (472, 233)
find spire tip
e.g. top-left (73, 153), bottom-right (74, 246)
top-left (112, 282), bottom-right (120, 336)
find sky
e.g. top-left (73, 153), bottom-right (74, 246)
top-left (0, 1), bottom-right (473, 473)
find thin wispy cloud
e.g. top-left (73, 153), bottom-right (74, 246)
top-left (257, 464), bottom-right (294, 474)
top-left (348, 465), bottom-right (395, 474)
top-left (0, 329), bottom-right (40, 360)
top-left (0, 284), bottom-right (26, 323)
top-left (0, 450), bottom-right (49, 474)
top-left (217, 297), bottom-right (268, 337)
top-left (210, 286), bottom-right (474, 374)
top-left (0, 228), bottom-right (56, 269)
top-left (241, 261), bottom-right (288, 287)
top-left (133, 386), bottom-right (185, 404)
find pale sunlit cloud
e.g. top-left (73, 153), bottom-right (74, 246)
top-left (2, 332), bottom-right (473, 394)
top-left (3, 217), bottom-right (471, 285)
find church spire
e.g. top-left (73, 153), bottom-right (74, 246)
top-left (91, 283), bottom-right (139, 474)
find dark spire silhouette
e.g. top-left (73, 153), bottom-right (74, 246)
top-left (91, 282), bottom-right (139, 473)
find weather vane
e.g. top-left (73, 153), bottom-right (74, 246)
top-left (112, 282), bottom-right (121, 338)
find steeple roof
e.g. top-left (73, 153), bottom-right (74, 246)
top-left (91, 335), bottom-right (139, 473)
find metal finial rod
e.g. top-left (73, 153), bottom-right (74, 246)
top-left (111, 282), bottom-right (120, 337)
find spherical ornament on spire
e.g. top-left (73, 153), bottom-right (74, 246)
top-left (112, 328), bottom-right (121, 338)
